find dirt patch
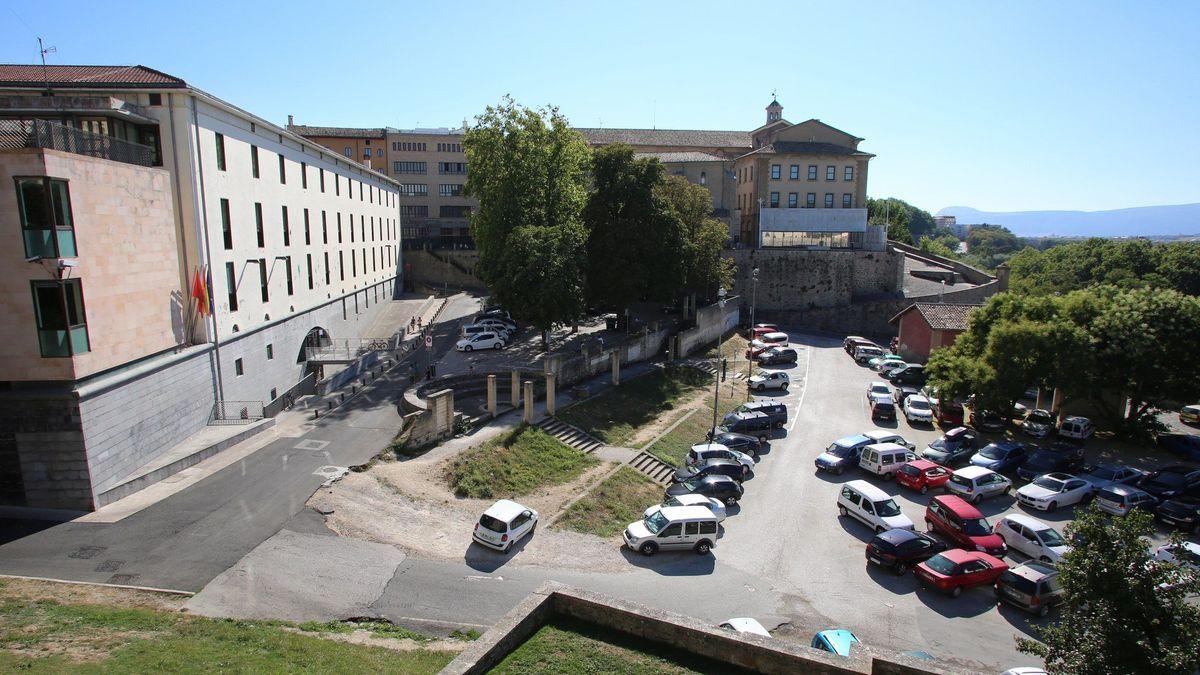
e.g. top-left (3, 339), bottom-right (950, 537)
top-left (281, 626), bottom-right (468, 654)
top-left (7, 629), bottom-right (162, 663)
top-left (0, 577), bottom-right (186, 612)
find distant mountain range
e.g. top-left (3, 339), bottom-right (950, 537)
top-left (936, 203), bottom-right (1200, 238)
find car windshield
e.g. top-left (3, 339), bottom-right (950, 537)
top-left (928, 438), bottom-right (947, 451)
top-left (963, 518), bottom-right (992, 536)
top-left (999, 571), bottom-right (1038, 595)
top-left (1029, 411), bottom-right (1053, 424)
top-left (909, 399), bottom-right (930, 411)
top-left (825, 443), bottom-right (852, 458)
top-left (1096, 489), bottom-right (1124, 504)
top-left (871, 385), bottom-right (889, 395)
top-left (874, 499), bottom-right (902, 517)
top-left (900, 464), bottom-right (920, 477)
top-left (979, 444), bottom-right (1007, 459)
top-left (479, 514), bottom-right (507, 533)
top-left (949, 475), bottom-right (970, 488)
top-left (1033, 477), bottom-right (1065, 492)
top-left (1089, 467), bottom-right (1118, 480)
top-left (1039, 529), bottom-right (1066, 547)
top-left (644, 511), bottom-right (670, 534)
top-left (1149, 472), bottom-right (1187, 488)
top-left (925, 554), bottom-right (957, 575)
top-left (678, 480), bottom-right (699, 492)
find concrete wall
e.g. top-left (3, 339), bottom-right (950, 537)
top-left (727, 247), bottom-right (905, 312)
top-left (677, 300), bottom-right (740, 357)
top-left (403, 248), bottom-right (483, 289)
top-left (888, 241), bottom-right (993, 285)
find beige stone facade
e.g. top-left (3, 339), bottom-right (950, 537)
top-left (385, 127), bottom-right (473, 242)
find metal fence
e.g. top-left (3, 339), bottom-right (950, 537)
top-left (305, 336), bottom-right (397, 362)
top-left (263, 372), bottom-right (316, 418)
top-left (209, 400), bottom-right (265, 425)
top-left (0, 119), bottom-right (157, 167)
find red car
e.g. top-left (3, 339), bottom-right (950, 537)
top-left (932, 399), bottom-right (964, 427)
top-left (896, 459), bottom-right (951, 494)
top-left (749, 324), bottom-right (780, 339)
top-left (924, 495), bottom-right (1006, 557)
top-left (914, 549), bottom-right (1009, 597)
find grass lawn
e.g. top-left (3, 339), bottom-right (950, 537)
top-left (444, 425), bottom-right (598, 499)
top-left (490, 617), bottom-right (729, 674)
top-left (555, 467), bottom-right (662, 537)
top-left (645, 381), bottom-right (747, 467)
top-left (557, 366), bottom-right (710, 447)
top-left (0, 588), bottom-right (454, 673)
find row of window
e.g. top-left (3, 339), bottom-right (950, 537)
top-left (767, 192), bottom-right (854, 208)
top-left (396, 183), bottom-right (465, 197)
top-left (218, 200), bottom-right (396, 251)
top-left (768, 164), bottom-right (855, 182)
top-left (393, 141), bottom-right (426, 152)
top-left (399, 205), bottom-right (474, 218)
top-left (438, 162), bottom-right (468, 175)
top-left (436, 142), bottom-right (463, 153)
top-left (223, 245), bottom-right (395, 312)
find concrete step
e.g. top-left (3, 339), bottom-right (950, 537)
top-left (536, 417), bottom-right (604, 454)
top-left (629, 451), bottom-right (675, 485)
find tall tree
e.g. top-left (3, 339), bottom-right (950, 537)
top-left (464, 98), bottom-right (591, 348)
top-left (658, 175), bottom-right (734, 298)
top-left (1018, 505), bottom-right (1200, 674)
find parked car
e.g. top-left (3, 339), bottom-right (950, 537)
top-left (745, 332), bottom-right (789, 358)
top-left (837, 480), bottom-right (914, 533)
top-left (867, 381), bottom-right (892, 401)
top-left (1137, 464), bottom-right (1200, 500)
top-left (1021, 409), bottom-right (1056, 438)
top-left (844, 336), bottom-right (876, 354)
top-left (472, 499), bottom-right (538, 552)
top-left (995, 562), bottom-right (1064, 617)
top-left (716, 412), bottom-right (774, 443)
top-left (903, 395), bottom-right (935, 425)
top-left (718, 617), bottom-right (770, 637)
top-left (915, 549), bottom-right (1009, 598)
top-left (1057, 416), bottom-right (1094, 440)
top-left (726, 400), bottom-right (788, 428)
top-left (646, 493), bottom-right (727, 522)
top-left (478, 307), bottom-right (512, 322)
top-left (866, 529), bottom-right (948, 575)
top-left (994, 514), bottom-right (1071, 564)
top-left (748, 370), bottom-right (790, 392)
top-left (810, 629), bottom-right (861, 657)
top-left (475, 316), bottom-right (516, 331)
top-left (1093, 484), bottom-right (1157, 516)
top-left (1016, 473), bottom-right (1092, 512)
top-left (623, 505), bottom-right (719, 556)
top-left (665, 475), bottom-right (743, 506)
top-left (870, 398), bottom-right (897, 422)
top-left (687, 443), bottom-right (754, 470)
top-left (750, 325), bottom-right (781, 340)
top-left (891, 385), bottom-right (919, 405)
top-left (755, 346), bottom-right (798, 365)
top-left (1156, 488), bottom-right (1200, 533)
top-left (896, 459), bottom-right (952, 494)
top-left (863, 430), bottom-right (915, 448)
top-left (1016, 445), bottom-right (1086, 482)
top-left (1077, 463), bottom-right (1146, 492)
top-left (925, 494), bottom-right (1007, 557)
top-left (946, 466), bottom-right (1012, 504)
top-left (1155, 433), bottom-right (1200, 461)
top-left (673, 458), bottom-right (747, 483)
top-left (1179, 404), bottom-right (1200, 425)
top-left (870, 354), bottom-right (906, 372)
top-left (455, 331), bottom-right (505, 352)
top-left (859, 443), bottom-right (916, 480)
top-left (707, 430), bottom-right (761, 456)
top-left (816, 434), bottom-right (873, 475)
top-left (931, 399), bottom-right (965, 427)
top-left (970, 408), bottom-right (1008, 433)
top-left (970, 441), bottom-right (1029, 474)
top-left (462, 322), bottom-right (508, 339)
top-left (853, 345), bottom-right (885, 364)
top-left (886, 364), bottom-right (927, 386)
top-left (921, 427), bottom-right (980, 467)
top-left (1153, 541), bottom-right (1200, 572)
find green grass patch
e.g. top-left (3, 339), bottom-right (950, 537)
top-left (444, 425), bottom-right (598, 499)
top-left (555, 467), bottom-right (662, 537)
top-left (491, 617), bottom-right (728, 674)
top-left (645, 384), bottom-right (747, 467)
top-left (557, 366), bottom-right (711, 447)
top-left (0, 598), bottom-right (453, 673)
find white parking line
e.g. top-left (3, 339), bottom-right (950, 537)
top-left (787, 344), bottom-right (812, 432)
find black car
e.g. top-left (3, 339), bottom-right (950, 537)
top-left (1138, 465), bottom-right (1200, 500)
top-left (970, 409), bottom-right (1007, 433)
top-left (1156, 433), bottom-right (1200, 461)
top-left (672, 459), bottom-right (747, 483)
top-left (1016, 444), bottom-right (1086, 482)
top-left (716, 412), bottom-right (774, 443)
top-left (920, 427), bottom-right (979, 466)
top-left (866, 529), bottom-right (948, 575)
top-left (885, 364), bottom-right (927, 386)
top-left (724, 400), bottom-right (787, 428)
top-left (756, 346), bottom-right (798, 365)
top-left (665, 475), bottom-right (744, 505)
top-left (892, 386), bottom-right (920, 405)
top-left (707, 431), bottom-right (761, 456)
top-left (870, 398), bottom-right (896, 421)
top-left (1157, 487), bottom-right (1200, 533)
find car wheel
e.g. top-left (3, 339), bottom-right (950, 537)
top-left (781, 383), bottom-right (789, 390)
top-left (875, 525), bottom-right (886, 534)
top-left (1003, 486), bottom-right (1011, 496)
top-left (1039, 556), bottom-right (1051, 563)
top-left (971, 493), bottom-right (982, 504)
top-left (950, 585), bottom-right (963, 598)
top-left (1048, 501), bottom-right (1057, 512)
top-left (725, 496), bottom-right (738, 506)
top-left (741, 466), bottom-right (750, 478)
top-left (925, 520), bottom-right (935, 532)
top-left (883, 472), bottom-right (894, 481)
top-left (894, 562), bottom-right (908, 575)
top-left (835, 466), bottom-right (844, 476)
top-left (1038, 603), bottom-right (1051, 618)
top-left (639, 542), bottom-right (657, 556)
top-left (694, 540), bottom-right (712, 555)
top-left (838, 505), bottom-right (848, 517)
top-left (920, 485), bottom-right (929, 495)
top-left (464, 345), bottom-right (473, 352)
top-left (758, 434), bottom-right (768, 443)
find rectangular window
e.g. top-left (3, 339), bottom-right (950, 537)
top-left (806, 193), bottom-right (816, 208)
top-left (399, 183), bottom-right (428, 196)
top-left (439, 184), bottom-right (463, 197)
top-left (350, 214), bottom-right (355, 242)
top-left (842, 193), bottom-right (853, 208)
top-left (394, 161), bottom-right (427, 174)
top-left (788, 192), bottom-right (798, 208)
top-left (324, 251), bottom-right (330, 285)
top-left (826, 165), bottom-right (836, 181)
top-left (306, 253), bottom-right (314, 290)
top-left (321, 211), bottom-right (328, 244)
top-left (278, 154), bottom-right (286, 183)
top-left (285, 256), bottom-right (294, 295)
top-left (770, 164), bottom-right (781, 180)
top-left (215, 133), bottom-right (226, 171)
top-left (220, 198), bottom-right (233, 249)
top-left (337, 213), bottom-right (342, 242)
top-left (225, 262), bottom-right (238, 311)
top-left (319, 168), bottom-right (325, 192)
top-left (16, 177), bottom-right (76, 258)
top-left (258, 258), bottom-right (269, 301)
top-left (824, 193), bottom-right (835, 208)
top-left (338, 250), bottom-right (345, 281)
top-left (301, 162), bottom-right (307, 189)
top-left (281, 206), bottom-right (290, 246)
top-left (30, 279), bottom-right (89, 357)
top-left (266, 343), bottom-right (274, 360)
top-left (303, 208), bottom-right (311, 245)
top-left (769, 192), bottom-right (780, 207)
top-left (270, 387), bottom-right (277, 401)
top-left (352, 250), bottom-right (357, 277)
top-left (400, 205), bottom-right (429, 218)
top-left (250, 145), bottom-right (260, 178)
top-left (808, 165), bottom-right (817, 180)
top-left (255, 203), bottom-right (265, 247)
top-left (335, 174), bottom-right (340, 196)
top-left (844, 166), bottom-right (854, 181)
top-left (438, 162), bottom-right (467, 175)
top-left (440, 205), bottom-right (472, 218)
top-left (789, 165), bottom-right (799, 180)
top-left (234, 358), bottom-right (244, 376)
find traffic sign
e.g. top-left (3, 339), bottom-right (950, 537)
top-left (424, 335), bottom-right (433, 348)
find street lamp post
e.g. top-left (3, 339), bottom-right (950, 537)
top-left (711, 287), bottom-right (727, 433)
top-left (746, 267), bottom-right (760, 388)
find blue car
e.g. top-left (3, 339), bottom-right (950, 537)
top-left (811, 629), bottom-right (861, 657)
top-left (815, 435), bottom-right (871, 474)
top-left (969, 441), bottom-right (1028, 473)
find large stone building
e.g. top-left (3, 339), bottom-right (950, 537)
top-left (0, 64), bottom-right (401, 510)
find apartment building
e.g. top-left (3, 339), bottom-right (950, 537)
top-left (0, 64), bottom-right (401, 510)
top-left (284, 119), bottom-right (387, 174)
top-left (386, 127), bottom-right (472, 246)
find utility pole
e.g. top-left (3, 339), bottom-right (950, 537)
top-left (711, 288), bottom-right (727, 432)
top-left (746, 268), bottom-right (760, 389)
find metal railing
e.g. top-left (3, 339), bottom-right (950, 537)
top-left (0, 119), bottom-right (157, 167)
top-left (209, 400), bottom-right (265, 425)
top-left (305, 336), bottom-right (397, 362)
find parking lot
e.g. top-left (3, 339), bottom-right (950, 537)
top-left (710, 328), bottom-right (1196, 668)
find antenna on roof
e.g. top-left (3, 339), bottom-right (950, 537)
top-left (37, 37), bottom-right (56, 96)
top-left (652, 99), bottom-right (656, 130)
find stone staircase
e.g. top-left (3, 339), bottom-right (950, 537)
top-left (536, 417), bottom-right (604, 454)
top-left (628, 451), bottom-right (676, 485)
top-left (682, 359), bottom-right (748, 382)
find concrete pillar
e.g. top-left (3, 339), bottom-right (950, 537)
top-left (610, 350), bottom-right (620, 385)
top-left (511, 370), bottom-right (520, 408)
top-left (1051, 387), bottom-right (1064, 417)
top-left (487, 374), bottom-right (497, 418)
top-left (523, 380), bottom-right (534, 423)
top-left (1035, 387), bottom-right (1045, 411)
top-left (429, 389), bottom-right (454, 435)
top-left (545, 373), bottom-right (556, 416)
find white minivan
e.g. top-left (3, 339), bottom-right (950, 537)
top-left (472, 499), bottom-right (538, 552)
top-left (858, 442), bottom-right (915, 480)
top-left (837, 480), bottom-right (914, 533)
top-left (994, 513), bottom-right (1072, 564)
top-left (623, 505), bottom-right (720, 556)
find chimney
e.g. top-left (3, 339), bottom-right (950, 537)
top-left (995, 263), bottom-right (1010, 292)
top-left (287, 114), bottom-right (294, 127)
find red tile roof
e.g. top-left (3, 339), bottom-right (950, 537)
top-left (889, 302), bottom-right (982, 331)
top-left (288, 124), bottom-right (387, 139)
top-left (0, 64), bottom-right (186, 88)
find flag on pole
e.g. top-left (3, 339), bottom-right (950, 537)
top-left (191, 267), bottom-right (211, 317)
top-left (205, 265), bottom-right (216, 318)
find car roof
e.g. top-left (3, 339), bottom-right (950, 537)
top-left (864, 430), bottom-right (901, 442)
top-left (907, 459), bottom-right (941, 470)
top-left (1001, 513), bottom-right (1053, 532)
top-left (844, 480), bottom-right (892, 501)
top-left (955, 465), bottom-right (994, 479)
top-left (691, 443), bottom-right (730, 453)
top-left (865, 442), bottom-right (907, 453)
top-left (834, 434), bottom-right (871, 447)
top-left (721, 617), bottom-right (770, 636)
top-left (870, 381), bottom-right (889, 388)
top-left (1104, 484), bottom-right (1146, 496)
top-left (483, 499), bottom-right (528, 521)
top-left (701, 475), bottom-right (738, 485)
top-left (762, 332), bottom-right (788, 339)
top-left (816, 629), bottom-right (859, 653)
top-left (1009, 561), bottom-right (1058, 581)
top-left (697, 458), bottom-right (739, 468)
top-left (933, 494), bottom-right (983, 517)
top-left (908, 395), bottom-right (930, 403)
top-left (877, 528), bottom-right (920, 545)
top-left (659, 505), bottom-right (718, 520)
top-left (1041, 472), bottom-right (1076, 481)
top-left (672, 493), bottom-right (714, 506)
top-left (940, 548), bottom-right (986, 564)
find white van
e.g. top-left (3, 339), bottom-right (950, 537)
top-left (462, 322), bottom-right (510, 339)
top-left (1057, 416), bottom-right (1094, 440)
top-left (472, 499), bottom-right (538, 552)
top-left (994, 513), bottom-right (1072, 564)
top-left (836, 480), bottom-right (914, 533)
top-left (858, 442), bottom-right (915, 480)
top-left (623, 505), bottom-right (720, 556)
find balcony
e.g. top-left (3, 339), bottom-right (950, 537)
top-left (0, 118), bottom-right (156, 167)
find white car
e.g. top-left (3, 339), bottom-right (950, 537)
top-left (862, 430), bottom-right (914, 449)
top-left (476, 317), bottom-right (516, 333)
top-left (719, 617), bottom-right (770, 637)
top-left (994, 513), bottom-right (1072, 564)
top-left (837, 480), bottom-right (915, 533)
top-left (867, 381), bottom-right (891, 401)
top-left (472, 499), bottom-right (538, 552)
top-left (456, 331), bottom-right (505, 351)
top-left (1153, 541), bottom-right (1200, 572)
top-left (645, 493), bottom-right (727, 522)
top-left (1058, 416), bottom-right (1094, 440)
top-left (748, 370), bottom-right (790, 391)
top-left (1015, 472), bottom-right (1092, 512)
top-left (946, 466), bottom-right (1012, 504)
top-left (902, 395), bottom-right (934, 425)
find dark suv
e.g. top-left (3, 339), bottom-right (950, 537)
top-left (885, 364), bottom-right (927, 386)
top-left (672, 459), bottom-right (747, 483)
top-left (1138, 465), bottom-right (1200, 500)
top-left (756, 346), bottom-right (798, 365)
top-left (870, 398), bottom-right (897, 421)
top-left (1016, 443), bottom-right (1086, 482)
top-left (725, 401), bottom-right (787, 429)
top-left (717, 412), bottom-right (774, 443)
top-left (921, 427), bottom-right (979, 467)
top-left (706, 430), bottom-right (761, 455)
top-left (665, 475), bottom-right (744, 505)
top-left (1156, 486), bottom-right (1200, 533)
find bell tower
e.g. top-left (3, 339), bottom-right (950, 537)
top-left (766, 94), bottom-right (783, 123)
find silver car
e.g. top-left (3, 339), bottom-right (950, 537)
top-left (946, 466), bottom-right (1013, 504)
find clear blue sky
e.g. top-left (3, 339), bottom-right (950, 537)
top-left (4, 1), bottom-right (1197, 214)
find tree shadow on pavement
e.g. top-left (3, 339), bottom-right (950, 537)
top-left (995, 600), bottom-right (1048, 639)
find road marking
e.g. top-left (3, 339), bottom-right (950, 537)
top-left (465, 575), bottom-right (504, 581)
top-left (0, 573), bottom-right (194, 596)
top-left (294, 439), bottom-right (330, 451)
top-left (787, 342), bottom-right (813, 432)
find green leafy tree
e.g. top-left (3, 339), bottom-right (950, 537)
top-left (867, 197), bottom-right (935, 240)
top-left (1009, 238), bottom-right (1200, 296)
top-left (1018, 504), bottom-right (1200, 674)
top-left (464, 98), bottom-right (591, 348)
top-left (659, 175), bottom-right (735, 297)
top-left (918, 235), bottom-right (958, 258)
